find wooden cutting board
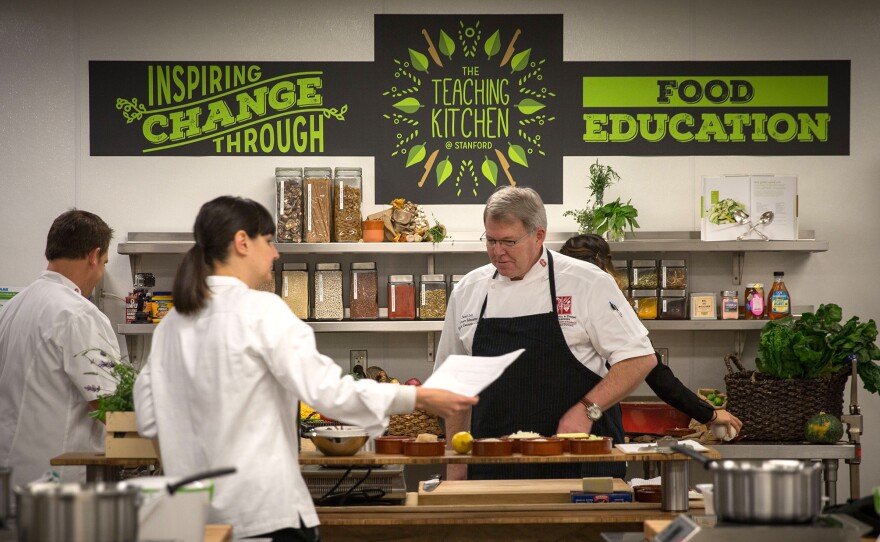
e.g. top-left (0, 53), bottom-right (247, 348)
top-left (418, 478), bottom-right (631, 505)
top-left (644, 519), bottom-right (671, 541)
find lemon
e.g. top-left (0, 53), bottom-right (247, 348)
top-left (451, 431), bottom-right (474, 454)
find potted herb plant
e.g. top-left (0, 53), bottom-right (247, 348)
top-left (564, 160), bottom-right (640, 240)
top-left (591, 198), bottom-right (640, 242)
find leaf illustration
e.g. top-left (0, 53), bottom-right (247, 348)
top-left (408, 48), bottom-right (430, 73)
top-left (405, 143), bottom-right (427, 168)
top-left (481, 156), bottom-right (499, 186)
top-left (484, 29), bottom-right (501, 59)
top-left (436, 156), bottom-right (453, 186)
top-left (392, 97), bottom-right (423, 114)
top-left (438, 30), bottom-right (455, 60)
top-left (516, 98), bottom-right (545, 115)
top-left (507, 143), bottom-right (529, 168)
top-left (510, 48), bottom-right (532, 73)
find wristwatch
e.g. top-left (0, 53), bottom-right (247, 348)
top-left (579, 398), bottom-right (603, 421)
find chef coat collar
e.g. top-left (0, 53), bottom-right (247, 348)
top-left (39, 269), bottom-right (82, 295)
top-left (207, 275), bottom-right (249, 291)
top-left (491, 246), bottom-right (550, 282)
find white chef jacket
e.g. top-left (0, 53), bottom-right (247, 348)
top-left (0, 271), bottom-right (119, 489)
top-left (435, 248), bottom-right (654, 375)
top-left (134, 276), bottom-right (416, 538)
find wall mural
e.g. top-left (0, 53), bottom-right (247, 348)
top-left (89, 14), bottom-right (850, 204)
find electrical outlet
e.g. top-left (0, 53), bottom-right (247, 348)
top-left (350, 350), bottom-right (368, 370)
top-left (656, 348), bottom-right (669, 365)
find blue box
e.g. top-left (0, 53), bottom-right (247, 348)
top-left (570, 491), bottom-right (634, 503)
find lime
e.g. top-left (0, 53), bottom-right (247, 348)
top-left (451, 431), bottom-right (474, 454)
top-left (714, 397), bottom-right (724, 406)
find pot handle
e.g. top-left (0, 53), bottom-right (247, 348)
top-left (167, 466), bottom-right (237, 495)
top-left (670, 444), bottom-right (714, 470)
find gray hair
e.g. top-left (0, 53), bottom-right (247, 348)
top-left (483, 186), bottom-right (547, 232)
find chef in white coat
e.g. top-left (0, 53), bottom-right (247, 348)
top-left (134, 196), bottom-right (477, 542)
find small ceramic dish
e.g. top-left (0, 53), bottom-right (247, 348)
top-left (520, 437), bottom-right (564, 456)
top-left (569, 437), bottom-right (613, 455)
top-left (374, 436), bottom-right (411, 454)
top-left (403, 439), bottom-right (446, 456)
top-left (471, 438), bottom-right (514, 457)
top-left (633, 484), bottom-right (663, 503)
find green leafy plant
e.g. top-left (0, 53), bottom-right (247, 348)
top-left (755, 303), bottom-right (880, 394)
top-left (80, 348), bottom-right (139, 422)
top-left (563, 160), bottom-right (625, 234)
top-left (591, 198), bottom-right (640, 240)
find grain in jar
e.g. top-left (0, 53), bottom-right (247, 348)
top-left (303, 167), bottom-right (332, 243)
top-left (281, 263), bottom-right (309, 320)
top-left (275, 167), bottom-right (303, 243)
top-left (630, 260), bottom-right (659, 290)
top-left (630, 289), bottom-right (659, 320)
top-left (333, 167), bottom-right (362, 242)
top-left (612, 259), bottom-right (630, 289)
top-left (387, 274), bottom-right (415, 320)
top-left (314, 263), bottom-right (343, 320)
top-left (349, 262), bottom-right (379, 320)
top-left (661, 259), bottom-right (687, 289)
top-left (418, 274), bottom-right (447, 320)
top-left (659, 289), bottom-right (687, 320)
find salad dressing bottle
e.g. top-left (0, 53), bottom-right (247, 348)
top-left (768, 271), bottom-right (791, 320)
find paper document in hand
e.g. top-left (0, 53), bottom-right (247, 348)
top-left (422, 348), bottom-right (525, 396)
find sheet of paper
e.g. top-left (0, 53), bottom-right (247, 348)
top-left (616, 440), bottom-right (709, 454)
top-left (421, 348), bottom-right (525, 396)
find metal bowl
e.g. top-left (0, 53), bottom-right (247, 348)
top-left (307, 426), bottom-right (369, 456)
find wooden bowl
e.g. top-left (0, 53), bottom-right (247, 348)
top-left (520, 437), bottom-right (564, 456)
top-left (634, 484), bottom-right (663, 503)
top-left (403, 439), bottom-right (446, 456)
top-left (375, 436), bottom-right (411, 454)
top-left (569, 437), bottom-right (613, 455)
top-left (472, 438), bottom-right (514, 457)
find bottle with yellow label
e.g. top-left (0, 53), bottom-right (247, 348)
top-left (768, 271), bottom-right (791, 320)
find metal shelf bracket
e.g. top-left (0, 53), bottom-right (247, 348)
top-left (732, 251), bottom-right (745, 285)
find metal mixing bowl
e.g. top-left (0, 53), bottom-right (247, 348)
top-left (306, 427), bottom-right (369, 456)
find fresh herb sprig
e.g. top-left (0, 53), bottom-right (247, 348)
top-left (81, 348), bottom-right (139, 422)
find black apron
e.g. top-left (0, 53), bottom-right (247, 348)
top-left (469, 252), bottom-right (626, 479)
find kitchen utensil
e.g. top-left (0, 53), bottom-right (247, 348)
top-left (734, 209), bottom-right (753, 241)
top-left (751, 210), bottom-right (774, 240)
top-left (422, 474), bottom-right (441, 492)
top-left (672, 444), bottom-right (823, 523)
top-left (0, 466), bottom-right (10, 528)
top-left (306, 426), bottom-right (369, 457)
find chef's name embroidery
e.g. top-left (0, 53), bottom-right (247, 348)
top-left (458, 313), bottom-right (479, 332)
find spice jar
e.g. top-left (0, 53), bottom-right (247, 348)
top-left (303, 167), bottom-right (332, 243)
top-left (630, 289), bottom-right (659, 320)
top-left (313, 263), bottom-right (343, 320)
top-left (721, 290), bottom-right (739, 320)
top-left (661, 260), bottom-right (687, 289)
top-left (333, 167), bottom-right (362, 242)
top-left (450, 274), bottom-right (465, 291)
top-left (387, 275), bottom-right (416, 320)
top-left (744, 283), bottom-right (765, 320)
top-left (630, 260), bottom-right (659, 290)
top-left (659, 289), bottom-right (687, 320)
top-left (418, 274), bottom-right (447, 320)
top-left (612, 260), bottom-right (630, 289)
top-left (349, 262), bottom-right (379, 320)
top-left (275, 167), bottom-right (303, 243)
top-left (281, 263), bottom-right (309, 320)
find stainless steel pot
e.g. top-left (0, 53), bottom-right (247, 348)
top-left (0, 467), bottom-right (10, 528)
top-left (15, 482), bottom-right (140, 542)
top-left (673, 444), bottom-right (823, 524)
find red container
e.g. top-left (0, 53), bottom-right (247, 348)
top-left (521, 438), bottom-right (564, 456)
top-left (620, 402), bottom-right (692, 435)
top-left (375, 436), bottom-right (411, 454)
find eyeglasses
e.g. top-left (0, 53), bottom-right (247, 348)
top-left (480, 231), bottom-right (532, 249)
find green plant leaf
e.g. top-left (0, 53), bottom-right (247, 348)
top-left (392, 97), bottom-right (423, 115)
top-left (510, 48), bottom-right (532, 73)
top-left (507, 143), bottom-right (529, 168)
top-left (481, 155), bottom-right (499, 186)
top-left (408, 48), bottom-right (430, 73)
top-left (405, 143), bottom-right (426, 168)
top-left (436, 156), bottom-right (453, 186)
top-left (484, 29), bottom-right (501, 59)
top-left (516, 98), bottom-right (545, 115)
top-left (438, 30), bottom-right (455, 60)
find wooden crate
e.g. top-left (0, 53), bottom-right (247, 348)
top-left (105, 411), bottom-right (160, 459)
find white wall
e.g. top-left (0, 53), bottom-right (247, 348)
top-left (2, 0), bottom-right (879, 494)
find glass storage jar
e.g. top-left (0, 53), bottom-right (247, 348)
top-left (612, 259), bottom-right (630, 289)
top-left (418, 274), bottom-right (447, 320)
top-left (630, 289), bottom-right (659, 320)
top-left (630, 260), bottom-right (659, 290)
top-left (333, 167), bottom-right (362, 242)
top-left (281, 263), bottom-right (309, 320)
top-left (661, 259), bottom-right (687, 289)
top-left (659, 289), bottom-right (688, 320)
top-left (721, 290), bottom-right (739, 320)
top-left (313, 263), bottom-right (343, 320)
top-left (387, 274), bottom-right (416, 320)
top-left (349, 262), bottom-right (379, 320)
top-left (303, 167), bottom-right (332, 243)
top-left (275, 167), bottom-right (303, 243)
top-left (450, 274), bottom-right (465, 291)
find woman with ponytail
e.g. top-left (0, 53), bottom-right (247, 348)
top-left (559, 234), bottom-right (741, 436)
top-left (134, 196), bottom-right (477, 541)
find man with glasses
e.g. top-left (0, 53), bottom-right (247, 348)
top-left (435, 186), bottom-right (656, 480)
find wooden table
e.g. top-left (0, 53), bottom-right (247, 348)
top-left (50, 451), bottom-right (160, 482)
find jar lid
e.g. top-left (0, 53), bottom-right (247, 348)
top-left (612, 260), bottom-right (628, 268)
top-left (774, 271), bottom-right (785, 276)
top-left (388, 274), bottom-right (413, 283)
top-left (420, 274), bottom-right (445, 281)
top-left (275, 167), bottom-right (302, 176)
top-left (334, 167), bottom-right (362, 176)
top-left (660, 289), bottom-right (687, 296)
top-left (632, 289), bottom-right (659, 298)
top-left (316, 263), bottom-right (341, 271)
top-left (661, 260), bottom-right (686, 267)
top-left (451, 274), bottom-right (466, 282)
top-left (303, 167), bottom-right (331, 176)
top-left (722, 290), bottom-right (737, 297)
top-left (351, 262), bottom-right (376, 270)
top-left (631, 259), bottom-right (658, 267)
top-left (283, 263), bottom-right (308, 271)
top-left (745, 283), bottom-right (756, 287)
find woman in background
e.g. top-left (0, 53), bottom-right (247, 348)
top-left (560, 234), bottom-right (742, 434)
